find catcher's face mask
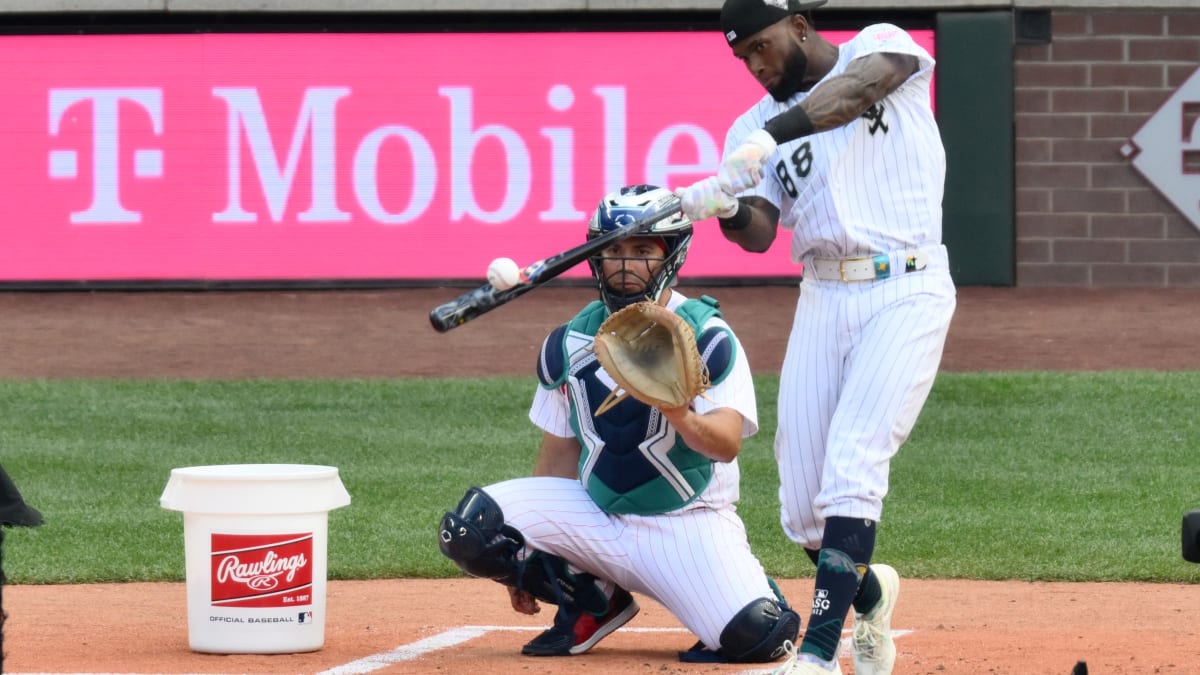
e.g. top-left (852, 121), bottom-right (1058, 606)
top-left (598, 237), bottom-right (667, 298)
top-left (587, 184), bottom-right (694, 313)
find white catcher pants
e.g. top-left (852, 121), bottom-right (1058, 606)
top-left (485, 476), bottom-right (779, 651)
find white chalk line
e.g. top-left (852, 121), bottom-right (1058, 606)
top-left (316, 626), bottom-right (689, 675)
top-left (317, 626), bottom-right (914, 675)
top-left (9, 628), bottom-right (912, 675)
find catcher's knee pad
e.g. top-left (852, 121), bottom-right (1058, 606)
top-left (438, 487), bottom-right (525, 580)
top-left (718, 597), bottom-right (801, 663)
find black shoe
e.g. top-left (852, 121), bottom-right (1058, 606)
top-left (521, 587), bottom-right (640, 656)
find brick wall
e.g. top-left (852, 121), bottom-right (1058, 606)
top-left (1013, 10), bottom-right (1200, 287)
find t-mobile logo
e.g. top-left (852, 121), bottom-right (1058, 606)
top-left (48, 88), bottom-right (164, 224)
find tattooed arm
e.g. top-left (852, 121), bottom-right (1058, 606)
top-left (715, 52), bottom-right (921, 195)
top-left (764, 52), bottom-right (919, 143)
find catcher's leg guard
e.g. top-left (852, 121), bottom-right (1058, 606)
top-left (438, 487), bottom-right (525, 580)
top-left (520, 551), bottom-right (608, 616)
top-left (437, 487), bottom-right (606, 614)
top-left (718, 597), bottom-right (801, 663)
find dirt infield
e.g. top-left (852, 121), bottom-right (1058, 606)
top-left (2, 285), bottom-right (1199, 378)
top-left (3, 285), bottom-right (1200, 675)
top-left (6, 578), bottom-right (1200, 675)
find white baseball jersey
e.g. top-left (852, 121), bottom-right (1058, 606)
top-left (728, 23), bottom-right (947, 260)
top-left (485, 291), bottom-right (780, 651)
top-left (725, 24), bottom-right (958, 548)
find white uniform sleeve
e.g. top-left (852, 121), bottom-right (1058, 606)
top-left (691, 319), bottom-right (759, 438)
top-left (849, 24), bottom-right (935, 75)
top-left (529, 384), bottom-right (573, 437)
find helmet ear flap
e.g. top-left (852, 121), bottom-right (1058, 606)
top-left (650, 230), bottom-right (693, 296)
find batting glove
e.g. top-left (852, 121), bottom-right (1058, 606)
top-left (717, 128), bottom-right (778, 194)
top-left (674, 176), bottom-right (739, 222)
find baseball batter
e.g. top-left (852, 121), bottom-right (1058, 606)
top-left (676, 2), bottom-right (957, 674)
top-left (439, 185), bottom-right (798, 664)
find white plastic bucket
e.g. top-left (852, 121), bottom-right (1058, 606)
top-left (160, 464), bottom-right (351, 654)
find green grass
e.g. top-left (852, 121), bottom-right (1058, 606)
top-left (2, 374), bottom-right (1198, 585)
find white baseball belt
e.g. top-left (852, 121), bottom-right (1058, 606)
top-left (809, 249), bottom-right (930, 282)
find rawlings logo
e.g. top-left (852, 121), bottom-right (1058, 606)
top-left (216, 549), bottom-right (308, 586)
top-left (210, 532), bottom-right (315, 608)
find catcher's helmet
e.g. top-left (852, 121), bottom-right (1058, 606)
top-left (587, 185), bottom-right (693, 313)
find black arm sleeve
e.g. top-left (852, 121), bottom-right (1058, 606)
top-left (763, 106), bottom-right (815, 144)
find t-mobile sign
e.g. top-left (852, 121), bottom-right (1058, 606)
top-left (1, 30), bottom-right (932, 283)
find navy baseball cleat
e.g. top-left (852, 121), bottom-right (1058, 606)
top-left (521, 587), bottom-right (640, 656)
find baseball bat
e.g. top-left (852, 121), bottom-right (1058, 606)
top-left (429, 194), bottom-right (682, 333)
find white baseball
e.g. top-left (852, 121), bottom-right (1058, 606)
top-left (486, 257), bottom-right (522, 291)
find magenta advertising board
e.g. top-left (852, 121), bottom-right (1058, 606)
top-left (1, 30), bottom-right (933, 284)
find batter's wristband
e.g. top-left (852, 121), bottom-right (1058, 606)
top-left (763, 106), bottom-right (815, 144)
top-left (719, 202), bottom-right (752, 231)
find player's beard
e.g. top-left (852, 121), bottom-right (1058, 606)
top-left (768, 44), bottom-right (811, 102)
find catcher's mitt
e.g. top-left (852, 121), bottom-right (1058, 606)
top-left (592, 301), bottom-right (709, 415)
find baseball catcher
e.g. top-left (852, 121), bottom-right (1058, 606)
top-left (439, 185), bottom-right (798, 664)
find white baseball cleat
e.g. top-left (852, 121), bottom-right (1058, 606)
top-left (852, 563), bottom-right (901, 675)
top-left (771, 640), bottom-right (843, 674)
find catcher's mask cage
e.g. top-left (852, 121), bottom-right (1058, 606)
top-left (587, 184), bottom-right (694, 314)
